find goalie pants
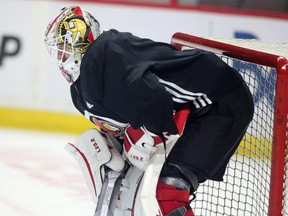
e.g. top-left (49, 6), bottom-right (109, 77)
top-left (164, 82), bottom-right (254, 183)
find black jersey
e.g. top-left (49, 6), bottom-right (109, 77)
top-left (70, 29), bottom-right (244, 136)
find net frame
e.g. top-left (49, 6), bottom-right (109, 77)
top-left (170, 33), bottom-right (288, 216)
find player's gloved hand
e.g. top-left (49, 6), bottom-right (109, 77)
top-left (123, 126), bottom-right (159, 171)
top-left (65, 128), bottom-right (125, 204)
top-left (123, 106), bottom-right (190, 171)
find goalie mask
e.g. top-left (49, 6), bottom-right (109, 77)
top-left (44, 6), bottom-right (101, 84)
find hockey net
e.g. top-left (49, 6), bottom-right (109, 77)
top-left (171, 33), bottom-right (288, 216)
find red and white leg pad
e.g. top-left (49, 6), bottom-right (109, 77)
top-left (64, 128), bottom-right (125, 205)
top-left (132, 175), bottom-right (195, 216)
top-left (156, 181), bottom-right (194, 216)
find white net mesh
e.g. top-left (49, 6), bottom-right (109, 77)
top-left (192, 57), bottom-right (275, 216)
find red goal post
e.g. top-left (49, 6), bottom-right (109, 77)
top-left (171, 33), bottom-right (288, 216)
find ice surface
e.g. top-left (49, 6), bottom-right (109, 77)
top-left (0, 127), bottom-right (95, 216)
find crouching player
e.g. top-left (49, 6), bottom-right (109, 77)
top-left (44, 6), bottom-right (254, 215)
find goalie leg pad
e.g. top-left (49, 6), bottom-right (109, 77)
top-left (65, 128), bottom-right (125, 204)
top-left (94, 164), bottom-right (130, 216)
top-left (156, 178), bottom-right (194, 216)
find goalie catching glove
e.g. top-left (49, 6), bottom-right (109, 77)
top-left (64, 128), bottom-right (125, 204)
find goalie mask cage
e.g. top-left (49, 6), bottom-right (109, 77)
top-left (171, 33), bottom-right (288, 216)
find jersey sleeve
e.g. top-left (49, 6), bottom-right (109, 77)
top-left (101, 50), bottom-right (178, 135)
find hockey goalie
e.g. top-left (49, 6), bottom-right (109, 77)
top-left (44, 6), bottom-right (254, 216)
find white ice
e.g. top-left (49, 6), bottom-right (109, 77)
top-left (0, 127), bottom-right (95, 216)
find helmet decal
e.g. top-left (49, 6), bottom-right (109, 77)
top-left (44, 6), bottom-right (101, 85)
top-left (56, 12), bottom-right (92, 53)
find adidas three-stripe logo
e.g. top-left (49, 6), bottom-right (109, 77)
top-left (158, 77), bottom-right (212, 109)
